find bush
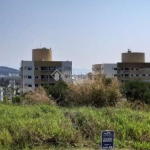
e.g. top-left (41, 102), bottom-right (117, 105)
top-left (121, 80), bottom-right (150, 104)
top-left (43, 80), bottom-right (68, 105)
top-left (65, 75), bottom-right (121, 107)
top-left (12, 96), bottom-right (23, 104)
top-left (23, 87), bottom-right (55, 105)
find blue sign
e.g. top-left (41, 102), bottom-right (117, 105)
top-left (101, 130), bottom-right (114, 149)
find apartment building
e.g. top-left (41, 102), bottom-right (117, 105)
top-left (92, 50), bottom-right (150, 82)
top-left (117, 50), bottom-right (150, 82)
top-left (20, 48), bottom-right (72, 93)
top-left (117, 62), bottom-right (150, 82)
top-left (92, 63), bottom-right (117, 78)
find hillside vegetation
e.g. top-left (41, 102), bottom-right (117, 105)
top-left (0, 66), bottom-right (19, 75)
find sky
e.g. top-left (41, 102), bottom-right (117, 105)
top-left (1, 0), bottom-right (150, 70)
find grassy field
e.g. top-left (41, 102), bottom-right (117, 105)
top-left (0, 104), bottom-right (150, 150)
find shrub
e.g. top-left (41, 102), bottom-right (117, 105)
top-left (23, 87), bottom-right (55, 105)
top-left (43, 80), bottom-right (68, 105)
top-left (12, 96), bottom-right (23, 104)
top-left (65, 75), bottom-right (121, 107)
top-left (121, 80), bottom-right (150, 104)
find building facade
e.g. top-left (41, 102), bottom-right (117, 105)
top-left (117, 50), bottom-right (150, 82)
top-left (92, 63), bottom-right (117, 78)
top-left (117, 63), bottom-right (150, 82)
top-left (20, 48), bottom-right (72, 93)
top-left (92, 50), bottom-right (150, 82)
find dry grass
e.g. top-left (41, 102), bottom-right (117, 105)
top-left (66, 75), bottom-right (122, 107)
top-left (23, 87), bottom-right (55, 105)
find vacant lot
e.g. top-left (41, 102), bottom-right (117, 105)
top-left (0, 104), bottom-right (150, 150)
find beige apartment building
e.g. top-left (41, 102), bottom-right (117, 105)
top-left (20, 47), bottom-right (72, 93)
top-left (92, 50), bottom-right (150, 83)
top-left (117, 50), bottom-right (150, 82)
top-left (117, 62), bottom-right (150, 82)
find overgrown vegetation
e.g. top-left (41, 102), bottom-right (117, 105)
top-left (121, 79), bottom-right (150, 104)
top-left (43, 81), bottom-right (68, 105)
top-left (2, 76), bottom-right (150, 149)
top-left (65, 76), bottom-right (121, 107)
top-left (0, 104), bottom-right (150, 150)
top-left (13, 76), bottom-right (150, 107)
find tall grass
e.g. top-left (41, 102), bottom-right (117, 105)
top-left (65, 75), bottom-right (121, 107)
top-left (0, 104), bottom-right (150, 149)
top-left (3, 75), bottom-right (150, 149)
top-left (13, 87), bottom-right (55, 105)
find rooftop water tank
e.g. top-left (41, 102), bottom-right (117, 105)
top-left (32, 47), bottom-right (52, 61)
top-left (122, 50), bottom-right (145, 63)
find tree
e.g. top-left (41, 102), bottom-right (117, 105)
top-left (121, 79), bottom-right (150, 104)
top-left (43, 80), bottom-right (68, 105)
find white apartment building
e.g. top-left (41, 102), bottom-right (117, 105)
top-left (92, 63), bottom-right (117, 78)
top-left (20, 60), bottom-right (72, 94)
top-left (20, 48), bottom-right (72, 93)
top-left (20, 61), bottom-right (35, 92)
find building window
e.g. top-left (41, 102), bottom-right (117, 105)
top-left (114, 68), bottom-right (117, 70)
top-left (142, 74), bottom-right (145, 76)
top-left (28, 84), bottom-right (32, 87)
top-left (41, 67), bottom-right (47, 71)
top-left (125, 68), bottom-right (129, 70)
top-left (35, 84), bottom-right (38, 87)
top-left (136, 68), bottom-right (139, 70)
top-left (121, 80), bottom-right (124, 82)
top-left (122, 74), bottom-right (123, 76)
top-left (125, 74), bottom-right (129, 76)
top-left (28, 67), bottom-right (32, 70)
top-left (131, 74), bottom-right (133, 76)
top-left (35, 67), bottom-right (38, 70)
top-left (131, 68), bottom-right (133, 70)
top-left (114, 74), bottom-right (117, 77)
top-left (28, 76), bottom-right (32, 79)
top-left (35, 76), bottom-right (38, 79)
top-left (136, 74), bottom-right (139, 76)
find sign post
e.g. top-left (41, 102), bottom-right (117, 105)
top-left (101, 130), bottom-right (114, 150)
